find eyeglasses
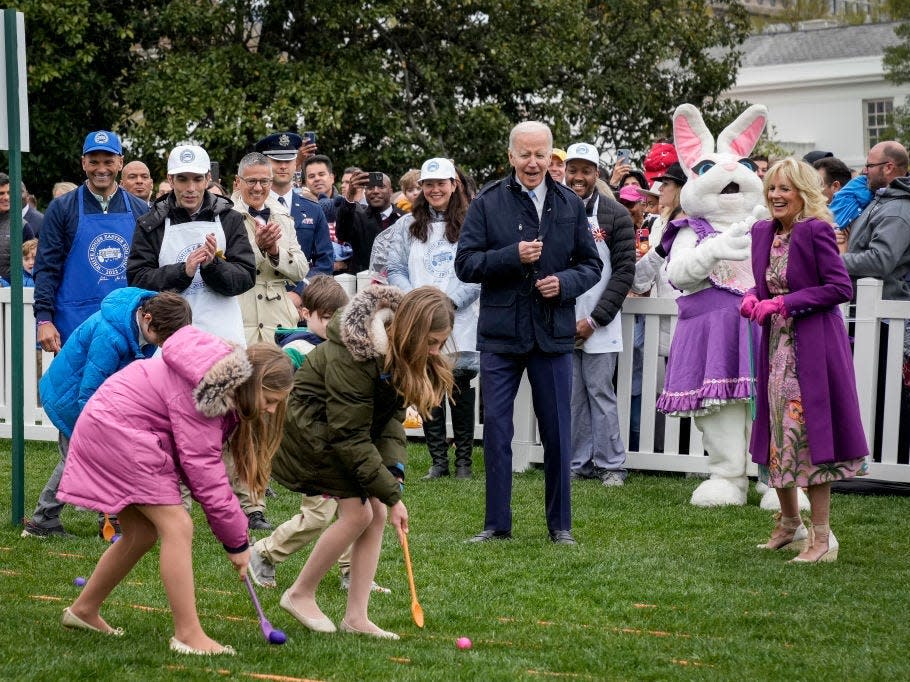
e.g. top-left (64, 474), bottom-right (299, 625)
top-left (863, 161), bottom-right (890, 170)
top-left (238, 177), bottom-right (272, 187)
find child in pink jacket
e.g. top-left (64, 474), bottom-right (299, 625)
top-left (57, 325), bottom-right (294, 656)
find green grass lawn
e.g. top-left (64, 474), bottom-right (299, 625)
top-left (1, 439), bottom-right (909, 681)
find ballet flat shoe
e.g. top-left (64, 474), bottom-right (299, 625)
top-left (62, 607), bottom-right (124, 636)
top-left (279, 591), bottom-right (337, 633)
top-left (340, 619), bottom-right (400, 640)
top-left (169, 637), bottom-right (236, 656)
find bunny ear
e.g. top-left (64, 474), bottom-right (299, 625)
top-left (673, 104), bottom-right (714, 177)
top-left (717, 104), bottom-right (768, 157)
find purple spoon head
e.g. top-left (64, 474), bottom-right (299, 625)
top-left (268, 629), bottom-right (287, 645)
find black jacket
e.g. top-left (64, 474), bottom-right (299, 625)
top-left (589, 191), bottom-right (636, 327)
top-left (127, 192), bottom-right (255, 296)
top-left (335, 200), bottom-right (403, 273)
top-left (455, 172), bottom-right (602, 354)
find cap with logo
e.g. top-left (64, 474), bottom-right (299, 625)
top-left (255, 132), bottom-right (302, 161)
top-left (419, 157), bottom-right (457, 183)
top-left (167, 145), bottom-right (211, 175)
top-left (565, 143), bottom-right (600, 166)
top-left (82, 130), bottom-right (122, 156)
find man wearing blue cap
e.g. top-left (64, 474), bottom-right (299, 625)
top-left (255, 132), bottom-right (334, 282)
top-left (33, 131), bottom-right (150, 353)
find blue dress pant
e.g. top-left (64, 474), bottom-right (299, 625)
top-left (480, 350), bottom-right (573, 533)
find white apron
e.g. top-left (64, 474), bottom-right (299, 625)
top-left (576, 213), bottom-right (623, 354)
top-left (158, 216), bottom-right (246, 346)
top-left (407, 222), bottom-right (478, 357)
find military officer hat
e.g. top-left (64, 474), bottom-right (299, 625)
top-left (255, 132), bottom-right (303, 161)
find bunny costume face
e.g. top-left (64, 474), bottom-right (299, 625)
top-left (674, 104), bottom-right (767, 230)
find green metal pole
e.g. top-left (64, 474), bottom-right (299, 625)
top-left (5, 8), bottom-right (25, 526)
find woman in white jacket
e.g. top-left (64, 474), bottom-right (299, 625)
top-left (386, 158), bottom-right (480, 479)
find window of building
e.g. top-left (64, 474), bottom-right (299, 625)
top-left (864, 98), bottom-right (893, 150)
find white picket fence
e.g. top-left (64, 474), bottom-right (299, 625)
top-left (2, 277), bottom-right (908, 482)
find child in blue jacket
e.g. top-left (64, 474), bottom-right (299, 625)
top-left (22, 287), bottom-right (191, 539)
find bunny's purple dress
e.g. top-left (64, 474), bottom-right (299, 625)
top-left (656, 217), bottom-right (758, 416)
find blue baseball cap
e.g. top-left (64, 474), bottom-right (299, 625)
top-left (83, 130), bottom-right (122, 155)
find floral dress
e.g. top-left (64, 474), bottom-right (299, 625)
top-left (759, 230), bottom-right (867, 487)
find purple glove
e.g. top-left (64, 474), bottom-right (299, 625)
top-left (752, 296), bottom-right (787, 324)
top-left (740, 293), bottom-right (759, 319)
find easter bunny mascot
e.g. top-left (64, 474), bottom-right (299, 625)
top-left (656, 103), bottom-right (767, 507)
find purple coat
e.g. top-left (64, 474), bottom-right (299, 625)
top-left (57, 326), bottom-right (250, 552)
top-left (748, 218), bottom-right (868, 466)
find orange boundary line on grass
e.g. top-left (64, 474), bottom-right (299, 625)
top-left (0, 569), bottom-right (21, 576)
top-left (671, 658), bottom-right (713, 668)
top-left (389, 657), bottom-right (411, 664)
top-left (165, 665), bottom-right (324, 682)
top-left (497, 616), bottom-right (692, 639)
top-left (30, 594), bottom-right (64, 601)
top-left (48, 552), bottom-right (87, 558)
top-left (527, 670), bottom-right (596, 679)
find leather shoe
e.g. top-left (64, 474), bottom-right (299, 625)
top-left (454, 466), bottom-right (472, 479)
top-left (466, 529), bottom-right (512, 543)
top-left (422, 465), bottom-right (450, 480)
top-left (549, 530), bottom-right (577, 545)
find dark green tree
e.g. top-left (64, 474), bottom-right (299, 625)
top-left (4, 0), bottom-right (750, 201)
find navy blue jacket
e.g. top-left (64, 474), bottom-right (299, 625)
top-left (455, 172), bottom-right (602, 354)
top-left (288, 192), bottom-right (333, 286)
top-left (33, 186), bottom-right (150, 323)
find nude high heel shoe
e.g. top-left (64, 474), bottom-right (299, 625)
top-left (757, 513), bottom-right (808, 551)
top-left (790, 524), bottom-right (839, 563)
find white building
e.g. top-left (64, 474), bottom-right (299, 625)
top-left (725, 21), bottom-right (909, 168)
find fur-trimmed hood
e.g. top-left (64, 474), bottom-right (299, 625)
top-left (160, 325), bottom-right (252, 417)
top-left (335, 285), bottom-right (404, 362)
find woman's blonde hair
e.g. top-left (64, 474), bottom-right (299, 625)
top-left (763, 158), bottom-right (834, 225)
top-left (385, 287), bottom-right (454, 418)
top-left (229, 344), bottom-right (295, 497)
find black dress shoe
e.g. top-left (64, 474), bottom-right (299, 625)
top-left (422, 465), bottom-right (450, 480)
top-left (454, 466), bottom-right (472, 479)
top-left (549, 530), bottom-right (577, 545)
top-left (465, 529), bottom-right (512, 543)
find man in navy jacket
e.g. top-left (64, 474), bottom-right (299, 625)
top-left (455, 121), bottom-right (601, 545)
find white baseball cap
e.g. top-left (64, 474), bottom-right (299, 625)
top-left (167, 145), bottom-right (210, 175)
top-left (419, 157), bottom-right (457, 183)
top-left (565, 142), bottom-right (600, 166)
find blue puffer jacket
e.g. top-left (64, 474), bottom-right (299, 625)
top-left (39, 286), bottom-right (159, 436)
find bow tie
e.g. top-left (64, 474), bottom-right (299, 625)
top-left (249, 207), bottom-right (270, 222)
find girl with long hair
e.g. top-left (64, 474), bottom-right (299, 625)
top-left (271, 285), bottom-right (453, 639)
top-left (57, 328), bottom-right (294, 655)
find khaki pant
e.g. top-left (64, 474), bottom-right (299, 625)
top-left (254, 494), bottom-right (353, 569)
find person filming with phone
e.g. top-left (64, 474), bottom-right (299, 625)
top-left (336, 171), bottom-right (403, 274)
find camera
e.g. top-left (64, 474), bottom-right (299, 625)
top-left (303, 131), bottom-right (317, 145)
top-left (367, 172), bottom-right (385, 188)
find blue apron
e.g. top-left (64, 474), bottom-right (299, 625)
top-left (54, 186), bottom-right (134, 343)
